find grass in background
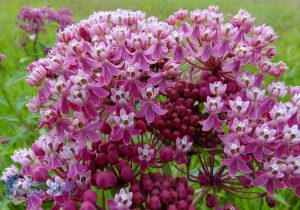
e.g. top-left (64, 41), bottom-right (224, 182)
top-left (0, 0), bottom-right (300, 209)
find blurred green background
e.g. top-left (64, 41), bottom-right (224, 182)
top-left (0, 0), bottom-right (300, 209)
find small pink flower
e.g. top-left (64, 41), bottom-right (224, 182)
top-left (252, 158), bottom-right (286, 195)
top-left (223, 139), bottom-right (251, 176)
top-left (200, 96), bottom-right (224, 132)
top-left (209, 81), bottom-right (227, 96)
top-left (111, 109), bottom-right (140, 145)
top-left (108, 188), bottom-right (133, 210)
top-left (136, 85), bottom-right (167, 123)
top-left (174, 136), bottom-right (192, 164)
top-left (134, 144), bottom-right (156, 172)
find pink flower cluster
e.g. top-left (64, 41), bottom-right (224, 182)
top-left (3, 6), bottom-right (300, 210)
top-left (17, 7), bottom-right (73, 34)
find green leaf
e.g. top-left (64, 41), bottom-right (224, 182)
top-left (19, 57), bottom-right (31, 64)
top-left (5, 72), bottom-right (27, 87)
top-left (272, 193), bottom-right (290, 207)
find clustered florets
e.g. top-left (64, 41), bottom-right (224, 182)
top-left (17, 7), bottom-right (73, 34)
top-left (2, 6), bottom-right (300, 210)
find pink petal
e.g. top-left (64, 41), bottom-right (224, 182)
top-left (86, 131), bottom-right (100, 142)
top-left (253, 145), bottom-right (263, 162)
top-left (123, 130), bottom-right (132, 145)
top-left (174, 46), bottom-right (184, 62)
top-left (201, 44), bottom-right (210, 62)
top-left (237, 158), bottom-right (251, 173)
top-left (145, 105), bottom-right (155, 123)
top-left (266, 178), bottom-right (275, 195)
top-left (28, 194), bottom-right (42, 209)
top-left (111, 127), bottom-right (124, 141)
top-left (199, 115), bottom-right (214, 132)
top-left (152, 103), bottom-right (167, 116)
top-left (229, 159), bottom-right (238, 176)
top-left (274, 178), bottom-right (285, 189)
top-left (245, 142), bottom-right (258, 153)
top-left (252, 174), bottom-right (269, 186)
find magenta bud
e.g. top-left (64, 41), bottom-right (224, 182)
top-left (63, 200), bottom-right (78, 210)
top-left (80, 201), bottom-right (96, 210)
top-left (177, 200), bottom-right (188, 210)
top-left (226, 81), bottom-right (238, 94)
top-left (79, 26), bottom-right (91, 42)
top-left (187, 186), bottom-right (194, 195)
top-left (95, 153), bottom-right (108, 169)
top-left (151, 188), bottom-right (160, 196)
top-left (170, 190), bottom-right (178, 203)
top-left (160, 147), bottom-right (173, 163)
top-left (95, 172), bottom-right (118, 189)
top-left (191, 89), bottom-right (199, 99)
top-left (135, 120), bottom-right (147, 134)
top-left (237, 175), bottom-right (252, 188)
top-left (132, 191), bottom-right (145, 206)
top-left (266, 197), bottom-right (277, 208)
top-left (170, 90), bottom-right (179, 101)
top-left (187, 194), bottom-right (193, 205)
top-left (185, 98), bottom-right (195, 108)
top-left (148, 196), bottom-right (161, 210)
top-left (117, 160), bottom-right (130, 171)
top-left (159, 190), bottom-right (171, 203)
top-left (32, 166), bottom-right (48, 182)
top-left (176, 186), bottom-right (187, 200)
top-left (198, 173), bottom-right (210, 186)
top-left (107, 151), bottom-right (119, 165)
top-left (199, 87), bottom-right (210, 101)
top-left (32, 143), bottom-right (45, 156)
top-left (100, 121), bottom-right (111, 135)
top-left (142, 179), bottom-right (154, 192)
top-left (206, 194), bottom-right (215, 208)
top-left (120, 166), bottom-right (134, 182)
top-left (83, 190), bottom-right (97, 204)
top-left (167, 205), bottom-right (177, 210)
top-left (122, 145), bottom-right (136, 158)
top-left (130, 183), bottom-right (140, 192)
top-left (208, 76), bottom-right (218, 83)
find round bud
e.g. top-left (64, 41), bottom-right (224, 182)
top-left (83, 190), bottom-right (97, 204)
top-left (266, 197), bottom-right (277, 208)
top-left (160, 147), bottom-right (173, 163)
top-left (80, 201), bottom-right (96, 210)
top-left (167, 205), bottom-right (177, 210)
top-left (199, 87), bottom-right (210, 101)
top-left (107, 151), bottom-right (119, 164)
top-left (132, 191), bottom-right (145, 206)
top-left (95, 172), bottom-right (118, 189)
top-left (135, 120), bottom-right (147, 134)
top-left (177, 200), bottom-right (188, 210)
top-left (63, 200), bottom-right (78, 210)
top-left (100, 121), bottom-right (111, 135)
top-left (120, 166), bottom-right (134, 182)
top-left (148, 196), bottom-right (161, 210)
top-left (159, 190), bottom-right (171, 203)
top-left (205, 194), bottom-right (215, 208)
top-left (142, 179), bottom-right (154, 192)
top-left (95, 153), bottom-right (108, 169)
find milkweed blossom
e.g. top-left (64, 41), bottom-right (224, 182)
top-left (17, 7), bottom-right (74, 34)
top-left (3, 6), bottom-right (300, 210)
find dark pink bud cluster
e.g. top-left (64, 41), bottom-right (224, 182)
top-left (129, 173), bottom-right (195, 210)
top-left (3, 6), bottom-right (300, 210)
top-left (17, 7), bottom-right (73, 34)
top-left (152, 80), bottom-right (221, 148)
